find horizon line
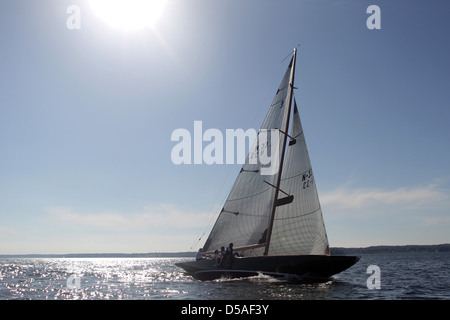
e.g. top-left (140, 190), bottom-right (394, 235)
top-left (1, 243), bottom-right (449, 257)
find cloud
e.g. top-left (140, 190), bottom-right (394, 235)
top-left (46, 204), bottom-right (212, 232)
top-left (318, 180), bottom-right (450, 246)
top-left (320, 181), bottom-right (450, 223)
top-left (0, 225), bottom-right (21, 236)
top-left (321, 185), bottom-right (450, 210)
top-left (418, 216), bottom-right (450, 226)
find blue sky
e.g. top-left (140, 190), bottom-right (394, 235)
top-left (1, 0), bottom-right (449, 254)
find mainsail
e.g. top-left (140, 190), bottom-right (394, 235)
top-left (203, 49), bottom-right (329, 257)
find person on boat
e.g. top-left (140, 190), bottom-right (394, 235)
top-left (226, 243), bottom-right (233, 256)
top-left (213, 249), bottom-right (221, 265)
top-left (221, 243), bottom-right (234, 268)
top-left (195, 248), bottom-right (205, 261)
top-left (216, 246), bottom-right (225, 266)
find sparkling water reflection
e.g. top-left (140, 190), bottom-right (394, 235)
top-left (0, 253), bottom-right (449, 300)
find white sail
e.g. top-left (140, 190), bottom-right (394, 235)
top-left (203, 51), bottom-right (329, 257)
top-left (176, 50), bottom-right (359, 282)
top-left (268, 100), bottom-right (330, 256)
top-left (203, 57), bottom-right (294, 253)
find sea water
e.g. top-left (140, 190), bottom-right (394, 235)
top-left (0, 252), bottom-right (448, 300)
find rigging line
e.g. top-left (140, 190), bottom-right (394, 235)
top-left (189, 165), bottom-right (236, 250)
top-left (280, 51), bottom-right (293, 64)
top-left (280, 44), bottom-right (301, 64)
top-left (263, 180), bottom-right (290, 197)
top-left (292, 130), bottom-right (303, 140)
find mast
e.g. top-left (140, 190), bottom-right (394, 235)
top-left (263, 48), bottom-right (297, 256)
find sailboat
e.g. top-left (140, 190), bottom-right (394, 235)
top-left (176, 48), bottom-right (359, 281)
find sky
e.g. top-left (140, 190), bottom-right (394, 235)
top-left (0, 0), bottom-right (449, 254)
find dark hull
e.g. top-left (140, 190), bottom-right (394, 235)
top-left (176, 255), bottom-right (359, 281)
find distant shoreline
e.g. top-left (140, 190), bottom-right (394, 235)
top-left (1, 243), bottom-right (449, 258)
top-left (329, 243), bottom-right (450, 255)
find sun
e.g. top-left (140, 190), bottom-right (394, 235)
top-left (90, 0), bottom-right (167, 31)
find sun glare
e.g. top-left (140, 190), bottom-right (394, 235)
top-left (90, 0), bottom-right (167, 31)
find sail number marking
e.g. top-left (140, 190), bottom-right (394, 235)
top-left (302, 170), bottom-right (313, 189)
